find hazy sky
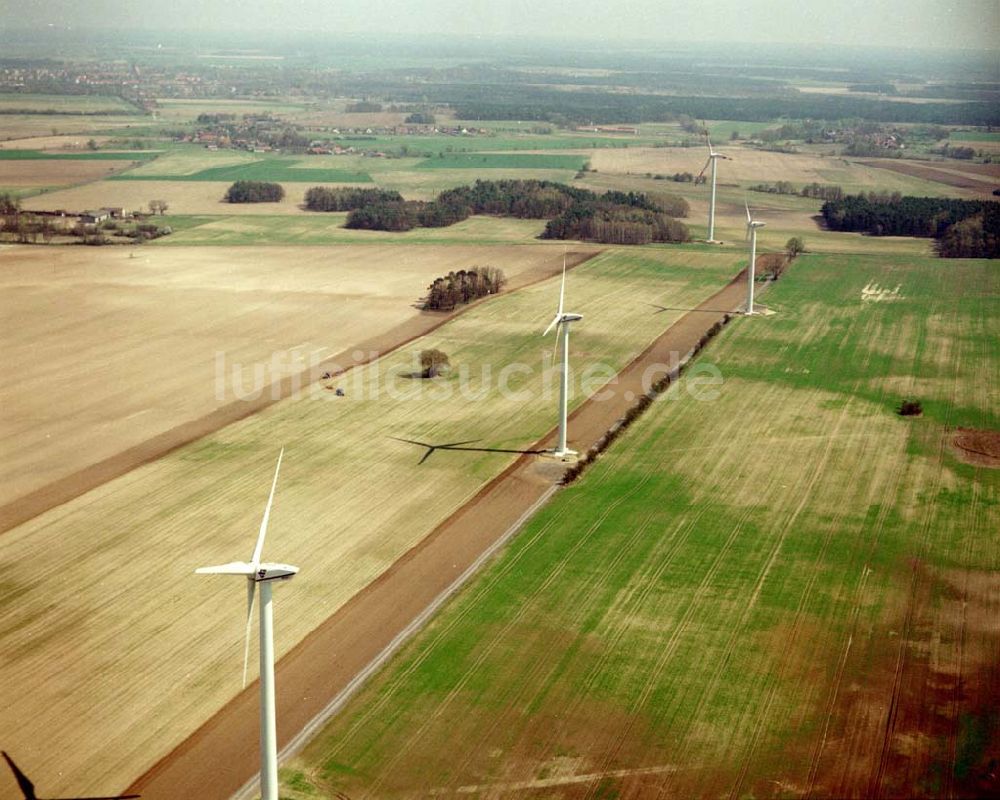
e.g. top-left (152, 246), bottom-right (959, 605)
top-left (5, 0), bottom-right (999, 50)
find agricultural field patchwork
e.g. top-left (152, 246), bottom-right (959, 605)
top-left (109, 156), bottom-right (371, 183)
top-left (0, 246), bottom-right (743, 797)
top-left (19, 180), bottom-right (365, 215)
top-left (158, 213), bottom-right (550, 245)
top-left (281, 253), bottom-right (999, 799)
top-left (0, 243), bottom-right (580, 507)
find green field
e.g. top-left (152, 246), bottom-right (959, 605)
top-left (283, 253), bottom-right (999, 798)
top-left (109, 157), bottom-right (371, 183)
top-left (949, 130), bottom-right (1000, 143)
top-left (416, 153), bottom-right (590, 170)
top-left (0, 149), bottom-right (159, 161)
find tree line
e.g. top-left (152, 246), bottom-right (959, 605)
top-left (225, 181), bottom-right (285, 203)
top-left (750, 182), bottom-right (845, 201)
top-left (424, 267), bottom-right (508, 311)
top-left (821, 193), bottom-right (999, 258)
top-left (328, 179), bottom-right (690, 244)
top-left (541, 199), bottom-right (690, 245)
top-left (442, 87), bottom-right (998, 127)
top-left (304, 186), bottom-right (403, 211)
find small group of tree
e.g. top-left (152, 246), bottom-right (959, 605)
top-left (1, 213), bottom-right (58, 243)
top-left (935, 209), bottom-right (1000, 258)
top-left (1, 212), bottom-right (171, 245)
top-left (822, 193), bottom-right (999, 258)
top-left (196, 113), bottom-right (236, 124)
top-left (0, 192), bottom-right (21, 217)
top-left (224, 181), bottom-right (284, 203)
top-left (842, 140), bottom-right (903, 158)
top-left (424, 267), bottom-right (507, 311)
top-left (750, 182), bottom-right (844, 201)
top-left (345, 100), bottom-right (383, 113)
top-left (898, 399), bottom-right (923, 416)
top-left (304, 186), bottom-right (403, 211)
top-left (669, 171), bottom-right (694, 183)
top-left (148, 199), bottom-right (169, 215)
top-left (931, 143), bottom-right (977, 160)
top-left (785, 237), bottom-right (805, 258)
top-left (346, 201), bottom-right (424, 232)
top-left (404, 112), bottom-right (436, 125)
top-left (542, 204), bottom-right (690, 245)
top-left (419, 349), bottom-right (450, 378)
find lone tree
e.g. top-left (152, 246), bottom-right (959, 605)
top-left (419, 348), bottom-right (450, 378)
top-left (785, 237), bottom-right (805, 258)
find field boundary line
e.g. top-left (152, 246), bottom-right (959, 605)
top-left (231, 484), bottom-right (561, 800)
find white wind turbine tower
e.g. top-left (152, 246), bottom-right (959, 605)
top-left (196, 448), bottom-right (298, 800)
top-left (697, 130), bottom-right (729, 244)
top-left (543, 256), bottom-right (583, 458)
top-left (744, 200), bottom-right (766, 315)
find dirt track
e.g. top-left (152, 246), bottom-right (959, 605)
top-left (125, 268), bottom-right (752, 800)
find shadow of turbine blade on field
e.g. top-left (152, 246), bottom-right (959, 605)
top-left (389, 436), bottom-right (545, 465)
top-left (1, 751), bottom-right (141, 800)
top-left (646, 303), bottom-right (733, 315)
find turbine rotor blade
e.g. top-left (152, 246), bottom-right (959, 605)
top-left (250, 447), bottom-right (284, 566)
top-left (745, 198), bottom-right (752, 224)
top-left (242, 580), bottom-right (256, 688)
top-left (542, 313), bottom-right (561, 337)
top-left (557, 254), bottom-right (566, 318)
top-left (697, 157), bottom-right (711, 179)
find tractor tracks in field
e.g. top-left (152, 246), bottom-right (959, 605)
top-left (0, 250), bottom-right (599, 536)
top-left (125, 266), bottom-right (753, 800)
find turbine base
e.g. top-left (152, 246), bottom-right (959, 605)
top-left (545, 447), bottom-right (579, 461)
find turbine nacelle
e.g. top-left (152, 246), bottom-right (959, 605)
top-left (196, 562), bottom-right (299, 581)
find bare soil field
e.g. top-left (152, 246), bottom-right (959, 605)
top-left (952, 428), bottom-right (1000, 467)
top-left (587, 146), bottom-right (966, 196)
top-left (859, 158), bottom-right (1000, 195)
top-left (0, 159), bottom-right (141, 187)
top-left (0, 243), bottom-right (588, 520)
top-left (588, 145), bottom-right (842, 184)
top-left (0, 135), bottom-right (116, 150)
top-left (21, 180), bottom-right (368, 215)
top-left (0, 115), bottom-right (149, 141)
top-left (0, 247), bottom-right (740, 799)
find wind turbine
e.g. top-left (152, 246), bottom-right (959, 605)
top-left (1, 751), bottom-right (140, 800)
top-left (744, 200), bottom-right (766, 315)
top-left (697, 129), bottom-right (729, 244)
top-left (196, 449), bottom-right (297, 800)
top-left (542, 256), bottom-right (582, 458)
